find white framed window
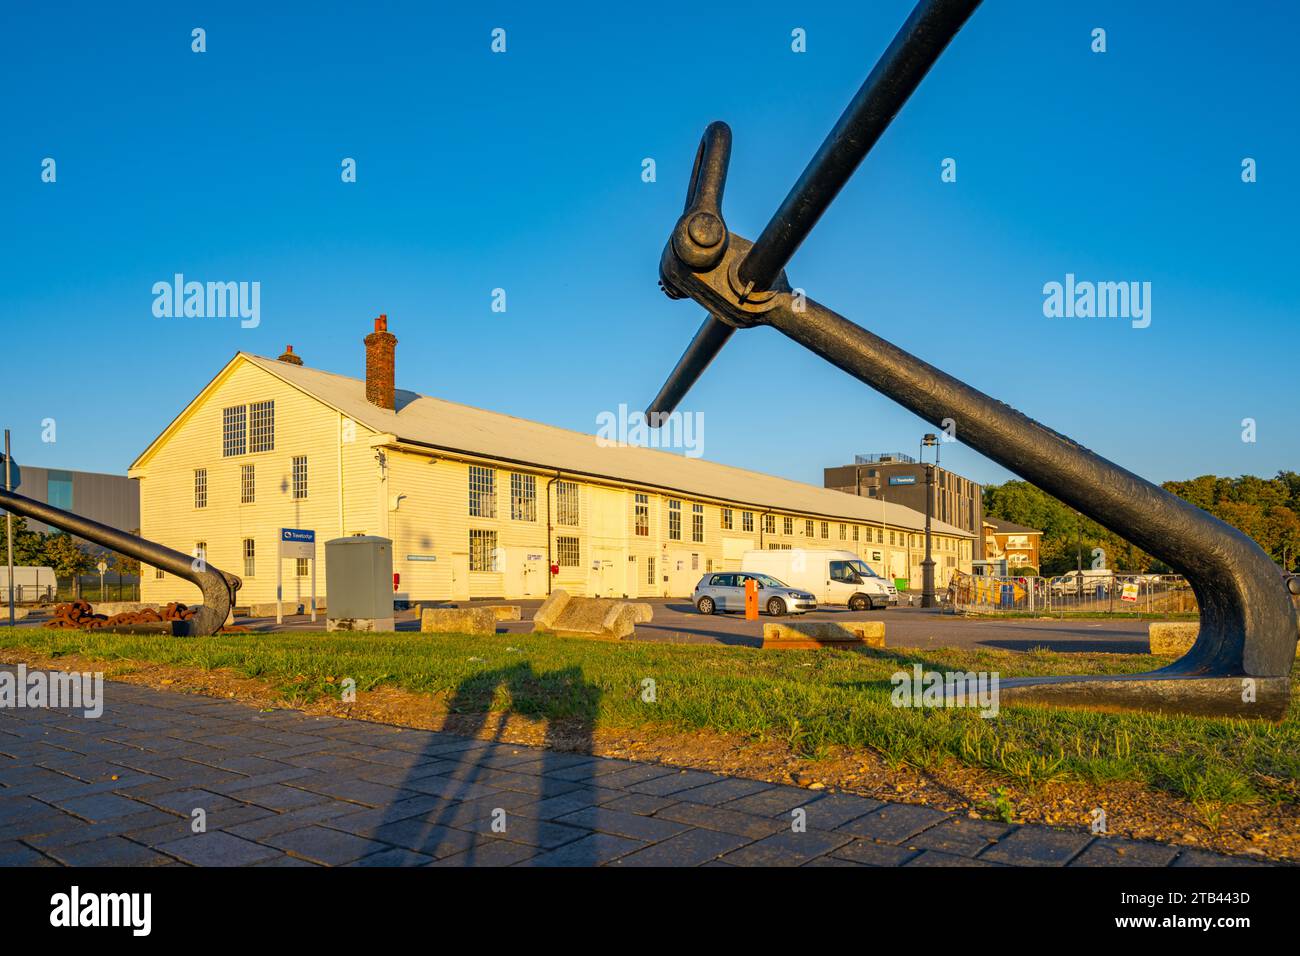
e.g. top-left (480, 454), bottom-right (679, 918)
top-left (646, 555), bottom-right (656, 585)
top-left (249, 400), bottom-right (275, 453)
top-left (742, 511), bottom-right (754, 533)
top-left (194, 542), bottom-right (207, 571)
top-left (511, 473), bottom-right (536, 521)
top-left (240, 464), bottom-right (255, 504)
top-left (806, 519), bottom-right (814, 537)
top-left (783, 516), bottom-right (793, 536)
top-left (194, 469), bottom-right (207, 509)
top-left (821, 521), bottom-right (829, 539)
top-left (222, 405), bottom-right (247, 457)
top-left (470, 529), bottom-right (498, 571)
top-left (691, 503), bottom-right (704, 543)
top-left (721, 508), bottom-right (733, 530)
top-left (840, 523), bottom-right (847, 540)
top-left (556, 535), bottom-right (580, 567)
top-left (154, 567), bottom-right (164, 580)
top-left (853, 525), bottom-right (860, 541)
top-left (556, 480), bottom-right (580, 526)
top-left (469, 465), bottom-right (496, 518)
top-left (634, 493), bottom-right (649, 537)
top-left (764, 514), bottom-right (776, 534)
top-left (668, 499), bottom-right (681, 540)
top-left (292, 456), bottom-right (307, 500)
top-left (296, 557), bottom-right (309, 577)
top-left (243, 538), bottom-right (255, 577)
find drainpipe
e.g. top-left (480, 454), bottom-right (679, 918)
top-left (545, 470), bottom-right (560, 595)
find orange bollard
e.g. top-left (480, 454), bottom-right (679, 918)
top-left (744, 576), bottom-right (759, 621)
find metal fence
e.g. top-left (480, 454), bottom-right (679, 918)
top-left (949, 570), bottom-right (1197, 615)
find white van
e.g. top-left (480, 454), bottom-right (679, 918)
top-left (741, 549), bottom-right (897, 610)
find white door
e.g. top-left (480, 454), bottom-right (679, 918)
top-left (451, 553), bottom-right (470, 601)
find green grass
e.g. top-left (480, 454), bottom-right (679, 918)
top-left (3, 626), bottom-right (1297, 809)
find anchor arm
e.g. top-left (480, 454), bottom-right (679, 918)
top-left (0, 487), bottom-right (240, 636)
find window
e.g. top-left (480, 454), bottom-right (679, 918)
top-left (890, 530), bottom-right (896, 545)
top-left (469, 466), bottom-right (496, 518)
top-left (222, 405), bottom-right (247, 457)
top-left (668, 499), bottom-right (681, 540)
top-left (511, 473), bottom-right (536, 521)
top-left (194, 469), bottom-right (207, 509)
top-left (820, 521), bottom-right (828, 539)
top-left (853, 525), bottom-right (860, 542)
top-left (646, 555), bottom-right (656, 585)
top-left (47, 471), bottom-right (73, 510)
top-left (155, 567), bottom-right (164, 580)
top-left (556, 535), bottom-right (580, 567)
top-left (292, 456), bottom-right (307, 500)
top-left (721, 508), bottom-right (733, 530)
top-left (741, 511), bottom-right (754, 532)
top-left (470, 529), bottom-right (498, 571)
top-left (691, 503), bottom-right (704, 543)
top-left (877, 528), bottom-right (884, 544)
top-left (296, 557), bottom-right (309, 577)
top-left (783, 516), bottom-right (793, 536)
top-left (249, 400), bottom-right (275, 453)
top-left (634, 493), bottom-right (649, 537)
top-left (691, 553), bottom-right (699, 570)
top-left (839, 523), bottom-right (847, 540)
top-left (556, 481), bottom-right (580, 526)
top-left (194, 542), bottom-right (207, 570)
top-left (243, 538), bottom-right (255, 577)
top-left (764, 514), bottom-right (776, 534)
top-left (240, 464), bottom-right (255, 504)
top-left (805, 519), bottom-right (814, 537)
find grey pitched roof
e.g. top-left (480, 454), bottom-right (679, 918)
top-left (242, 353), bottom-right (973, 537)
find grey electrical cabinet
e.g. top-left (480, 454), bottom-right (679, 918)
top-left (325, 536), bottom-right (393, 621)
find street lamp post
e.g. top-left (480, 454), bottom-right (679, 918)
top-left (920, 433), bottom-right (939, 608)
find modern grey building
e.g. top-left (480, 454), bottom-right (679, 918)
top-left (2, 465), bottom-right (139, 549)
top-left (824, 453), bottom-right (984, 559)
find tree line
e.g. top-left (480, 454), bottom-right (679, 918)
top-left (0, 515), bottom-right (140, 597)
top-left (983, 472), bottom-right (1300, 576)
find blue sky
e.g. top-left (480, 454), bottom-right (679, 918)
top-left (4, 0), bottom-right (1296, 490)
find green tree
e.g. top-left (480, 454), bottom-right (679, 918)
top-left (0, 514), bottom-right (48, 566)
top-left (41, 534), bottom-right (94, 599)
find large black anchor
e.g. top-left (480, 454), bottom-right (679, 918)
top-left (0, 487), bottom-right (240, 637)
top-left (647, 0), bottom-right (1297, 718)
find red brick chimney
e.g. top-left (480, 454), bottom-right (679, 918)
top-left (277, 345), bottom-right (303, 366)
top-left (364, 314), bottom-right (397, 410)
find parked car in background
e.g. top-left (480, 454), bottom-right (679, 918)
top-left (742, 548), bottom-right (897, 610)
top-left (692, 572), bottom-right (816, 617)
top-left (1049, 569), bottom-right (1114, 597)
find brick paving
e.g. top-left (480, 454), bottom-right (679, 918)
top-left (0, 667), bottom-right (1266, 868)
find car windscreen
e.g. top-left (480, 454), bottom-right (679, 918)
top-left (746, 573), bottom-right (787, 588)
top-left (848, 560), bottom-right (878, 578)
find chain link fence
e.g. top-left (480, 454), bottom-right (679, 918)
top-left (949, 570), bottom-right (1197, 615)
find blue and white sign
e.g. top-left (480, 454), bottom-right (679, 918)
top-left (279, 528), bottom-right (316, 559)
top-left (888, 475), bottom-right (917, 486)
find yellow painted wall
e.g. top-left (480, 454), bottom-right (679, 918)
top-left (135, 359), bottom-right (380, 607)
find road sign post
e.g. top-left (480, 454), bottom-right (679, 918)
top-left (277, 529), bottom-right (317, 625)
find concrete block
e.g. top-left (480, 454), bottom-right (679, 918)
top-left (486, 605), bottom-right (522, 622)
top-left (420, 607), bottom-right (501, 635)
top-left (93, 602), bottom-right (161, 617)
top-left (761, 621), bottom-right (885, 650)
top-left (1148, 622), bottom-right (1200, 656)
top-left (326, 617), bottom-right (394, 633)
top-left (531, 590), bottom-right (653, 641)
top-left (1149, 621), bottom-right (1300, 658)
top-left (250, 602), bottom-right (306, 618)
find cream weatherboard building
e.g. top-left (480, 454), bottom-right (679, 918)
top-left (131, 319), bottom-right (974, 609)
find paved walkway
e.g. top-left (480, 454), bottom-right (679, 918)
top-left (0, 667), bottom-right (1260, 867)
